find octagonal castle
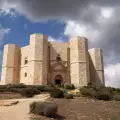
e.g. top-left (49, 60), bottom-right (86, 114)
top-left (0, 33), bottom-right (105, 87)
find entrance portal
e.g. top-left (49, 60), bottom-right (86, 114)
top-left (54, 75), bottom-right (62, 86)
top-left (55, 79), bottom-right (62, 85)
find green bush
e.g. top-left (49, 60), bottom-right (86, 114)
top-left (64, 93), bottom-right (73, 99)
top-left (6, 83), bottom-right (26, 91)
top-left (110, 116), bottom-right (120, 120)
top-left (50, 89), bottom-right (64, 98)
top-left (100, 87), bottom-right (114, 94)
top-left (80, 87), bottom-right (96, 98)
top-left (43, 86), bottom-right (56, 92)
top-left (20, 88), bottom-right (40, 98)
top-left (26, 85), bottom-right (45, 91)
top-left (64, 84), bottom-right (75, 90)
top-left (95, 91), bottom-right (111, 101)
top-left (60, 83), bottom-right (64, 88)
top-left (29, 101), bottom-right (58, 117)
top-left (114, 95), bottom-right (120, 101)
top-left (0, 85), bottom-right (7, 92)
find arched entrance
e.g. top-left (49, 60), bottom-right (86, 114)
top-left (54, 74), bottom-right (63, 85)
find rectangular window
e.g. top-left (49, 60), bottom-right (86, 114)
top-left (24, 57), bottom-right (28, 64)
top-left (24, 72), bottom-right (27, 77)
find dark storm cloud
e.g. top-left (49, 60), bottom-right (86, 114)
top-left (0, 0), bottom-right (120, 87)
top-left (0, 0), bottom-right (120, 63)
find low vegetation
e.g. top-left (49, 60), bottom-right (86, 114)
top-left (64, 93), bottom-right (73, 99)
top-left (0, 83), bottom-right (120, 101)
top-left (80, 85), bottom-right (120, 101)
top-left (29, 101), bottom-right (58, 117)
top-left (50, 89), bottom-right (64, 98)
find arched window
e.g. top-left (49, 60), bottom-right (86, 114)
top-left (56, 54), bottom-right (61, 61)
top-left (24, 57), bottom-right (28, 64)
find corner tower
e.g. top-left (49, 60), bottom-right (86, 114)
top-left (1, 44), bottom-right (21, 84)
top-left (69, 36), bottom-right (90, 87)
top-left (28, 33), bottom-right (48, 85)
top-left (88, 48), bottom-right (105, 86)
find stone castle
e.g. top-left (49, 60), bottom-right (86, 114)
top-left (0, 33), bottom-right (105, 87)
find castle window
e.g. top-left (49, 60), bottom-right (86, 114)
top-left (24, 57), bottom-right (28, 64)
top-left (56, 54), bottom-right (61, 61)
top-left (24, 72), bottom-right (27, 77)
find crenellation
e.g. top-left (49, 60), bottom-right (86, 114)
top-left (0, 33), bottom-right (105, 87)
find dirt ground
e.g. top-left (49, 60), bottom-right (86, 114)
top-left (0, 92), bottom-right (23, 100)
top-left (0, 95), bottom-right (120, 120)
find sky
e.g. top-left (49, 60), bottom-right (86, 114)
top-left (0, 0), bottom-right (120, 88)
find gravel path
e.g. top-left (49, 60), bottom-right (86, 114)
top-left (0, 94), bottom-right (50, 120)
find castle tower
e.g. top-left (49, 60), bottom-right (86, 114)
top-left (27, 33), bottom-right (48, 85)
top-left (69, 36), bottom-right (90, 87)
top-left (1, 44), bottom-right (21, 84)
top-left (88, 48), bottom-right (105, 86)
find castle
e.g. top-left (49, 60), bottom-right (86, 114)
top-left (0, 33), bottom-right (105, 87)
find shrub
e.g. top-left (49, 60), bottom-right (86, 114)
top-left (64, 93), bottom-right (73, 99)
top-left (110, 116), bottom-right (120, 120)
top-left (6, 83), bottom-right (26, 91)
top-left (43, 86), bottom-right (56, 92)
top-left (101, 87), bottom-right (114, 94)
top-left (50, 89), bottom-right (64, 98)
top-left (26, 85), bottom-right (45, 91)
top-left (80, 87), bottom-right (96, 98)
top-left (115, 88), bottom-right (120, 93)
top-left (20, 88), bottom-right (40, 98)
top-left (95, 91), bottom-right (111, 101)
top-left (60, 83), bottom-right (64, 88)
top-left (64, 84), bottom-right (75, 90)
top-left (0, 85), bottom-right (7, 92)
top-left (114, 95), bottom-right (120, 101)
top-left (29, 101), bottom-right (58, 117)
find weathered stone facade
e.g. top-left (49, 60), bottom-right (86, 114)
top-left (0, 33), bottom-right (105, 87)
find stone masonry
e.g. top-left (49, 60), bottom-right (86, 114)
top-left (0, 33), bottom-right (105, 87)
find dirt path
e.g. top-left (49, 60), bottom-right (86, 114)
top-left (0, 94), bottom-right (50, 120)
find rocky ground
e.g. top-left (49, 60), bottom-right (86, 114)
top-left (0, 92), bottom-right (120, 120)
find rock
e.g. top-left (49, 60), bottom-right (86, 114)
top-left (0, 100), bottom-right (19, 106)
top-left (68, 89), bottom-right (81, 95)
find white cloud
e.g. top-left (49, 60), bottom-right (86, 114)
top-left (100, 8), bottom-right (114, 19)
top-left (64, 20), bottom-right (100, 43)
top-left (105, 63), bottom-right (120, 88)
top-left (0, 1), bottom-right (17, 17)
top-left (0, 27), bottom-right (10, 40)
top-left (48, 36), bottom-right (64, 42)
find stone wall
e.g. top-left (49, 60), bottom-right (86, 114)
top-left (1, 44), bottom-right (21, 84)
top-left (27, 34), bottom-right (48, 85)
top-left (20, 45), bottom-right (29, 84)
top-left (88, 48), bottom-right (105, 86)
top-left (0, 33), bottom-right (105, 87)
top-left (70, 37), bottom-right (90, 87)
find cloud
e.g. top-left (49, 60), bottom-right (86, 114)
top-left (0, 27), bottom-right (10, 40)
top-left (0, 1), bottom-right (18, 17)
top-left (0, 24), bottom-right (10, 46)
top-left (0, 0), bottom-right (120, 87)
top-left (105, 63), bottom-right (120, 88)
top-left (48, 36), bottom-right (64, 42)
